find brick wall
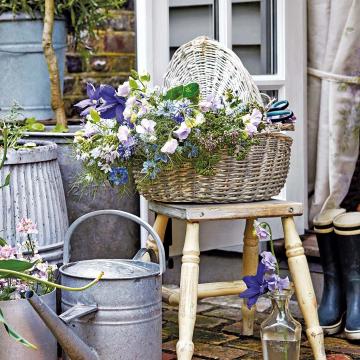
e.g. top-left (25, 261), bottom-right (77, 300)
top-left (63, 1), bottom-right (136, 119)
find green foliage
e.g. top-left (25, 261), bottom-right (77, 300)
top-left (51, 124), bottom-right (69, 133)
top-left (0, 308), bottom-right (37, 349)
top-left (0, 0), bottom-right (126, 45)
top-left (164, 83), bottom-right (200, 101)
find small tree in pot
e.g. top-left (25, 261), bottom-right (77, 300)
top-left (0, 0), bottom-right (125, 127)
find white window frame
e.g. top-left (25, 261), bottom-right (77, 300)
top-left (136, 0), bottom-right (307, 247)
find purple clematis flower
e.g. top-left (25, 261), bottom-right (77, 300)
top-left (267, 274), bottom-right (290, 292)
top-left (240, 262), bottom-right (268, 309)
top-left (260, 251), bottom-right (277, 272)
top-left (75, 83), bottom-right (101, 116)
top-left (97, 85), bottom-right (126, 124)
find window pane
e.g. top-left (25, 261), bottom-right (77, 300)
top-left (169, 0), bottom-right (214, 57)
top-left (232, 0), bottom-right (277, 75)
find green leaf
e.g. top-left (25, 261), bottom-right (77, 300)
top-left (0, 259), bottom-right (34, 272)
top-left (0, 237), bottom-right (7, 246)
top-left (0, 173), bottom-right (10, 189)
top-left (183, 83), bottom-right (199, 100)
top-left (0, 308), bottom-right (37, 350)
top-left (129, 78), bottom-right (138, 90)
top-left (130, 69), bottom-right (139, 80)
top-left (51, 124), bottom-right (69, 133)
top-left (26, 123), bottom-right (45, 132)
top-left (164, 85), bottom-right (184, 100)
top-left (140, 73), bottom-right (150, 82)
top-left (25, 117), bottom-right (37, 125)
top-left (90, 109), bottom-right (100, 123)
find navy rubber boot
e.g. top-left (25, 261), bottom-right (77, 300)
top-left (334, 212), bottom-right (360, 340)
top-left (314, 209), bottom-right (346, 335)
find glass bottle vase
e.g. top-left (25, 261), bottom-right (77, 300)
top-left (260, 288), bottom-right (302, 360)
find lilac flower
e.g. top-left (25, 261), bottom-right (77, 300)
top-left (260, 251), bottom-right (277, 272)
top-left (267, 274), bottom-right (290, 292)
top-left (75, 83), bottom-right (101, 116)
top-left (16, 218), bottom-right (38, 235)
top-left (254, 220), bottom-right (270, 241)
top-left (0, 245), bottom-right (16, 259)
top-left (249, 108), bottom-right (263, 126)
top-left (161, 139), bottom-right (178, 154)
top-left (240, 262), bottom-right (268, 309)
top-left (199, 95), bottom-right (223, 112)
top-left (97, 85), bottom-right (126, 123)
top-left (174, 122), bottom-right (191, 140)
top-left (136, 119), bottom-right (156, 134)
top-left (117, 126), bottom-right (132, 143)
top-left (83, 121), bottom-right (99, 137)
top-left (108, 167), bottom-right (129, 186)
top-left (245, 122), bottom-right (258, 137)
top-left (117, 81), bottom-right (130, 97)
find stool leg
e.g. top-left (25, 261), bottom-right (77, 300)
top-left (282, 216), bottom-right (326, 360)
top-left (177, 222), bottom-right (200, 360)
top-left (146, 214), bottom-right (168, 258)
top-left (241, 218), bottom-right (258, 335)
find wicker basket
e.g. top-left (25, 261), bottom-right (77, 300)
top-left (135, 36), bottom-right (293, 203)
top-left (134, 133), bottom-right (292, 203)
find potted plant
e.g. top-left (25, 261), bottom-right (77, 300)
top-left (72, 70), bottom-right (294, 203)
top-left (0, 130), bottom-right (103, 357)
top-left (0, 0), bottom-right (125, 124)
top-left (0, 105), bottom-right (68, 263)
top-left (240, 222), bottom-right (302, 360)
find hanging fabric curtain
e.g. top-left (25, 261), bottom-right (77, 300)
top-left (307, 0), bottom-right (360, 222)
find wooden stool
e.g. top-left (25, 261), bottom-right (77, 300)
top-left (147, 200), bottom-right (326, 360)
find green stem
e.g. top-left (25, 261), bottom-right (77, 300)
top-left (260, 222), bottom-right (279, 275)
top-left (0, 127), bottom-right (8, 169)
top-left (0, 269), bottom-right (104, 292)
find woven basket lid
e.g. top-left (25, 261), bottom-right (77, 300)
top-left (163, 36), bottom-right (262, 104)
top-left (313, 208), bottom-right (346, 234)
top-left (333, 212), bottom-right (360, 236)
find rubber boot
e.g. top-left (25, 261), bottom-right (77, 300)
top-left (334, 212), bottom-right (360, 340)
top-left (314, 209), bottom-right (346, 335)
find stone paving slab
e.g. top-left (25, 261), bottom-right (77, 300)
top-left (162, 294), bottom-right (360, 360)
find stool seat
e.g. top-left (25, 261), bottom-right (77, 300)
top-left (146, 199), bottom-right (325, 360)
top-left (149, 199), bottom-right (303, 221)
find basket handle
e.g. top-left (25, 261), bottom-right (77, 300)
top-left (63, 210), bottom-right (166, 275)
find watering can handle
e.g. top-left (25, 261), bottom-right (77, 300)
top-left (63, 210), bottom-right (166, 275)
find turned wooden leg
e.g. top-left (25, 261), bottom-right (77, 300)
top-left (176, 222), bottom-right (200, 360)
top-left (282, 216), bottom-right (326, 360)
top-left (146, 214), bottom-right (168, 258)
top-left (241, 218), bottom-right (259, 335)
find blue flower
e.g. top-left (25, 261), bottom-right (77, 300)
top-left (108, 167), bottom-right (129, 186)
top-left (118, 143), bottom-right (135, 160)
top-left (141, 160), bottom-right (160, 180)
top-left (97, 85), bottom-right (126, 124)
top-left (154, 152), bottom-right (168, 163)
top-left (239, 262), bottom-right (268, 309)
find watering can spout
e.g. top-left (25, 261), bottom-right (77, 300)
top-left (26, 291), bottom-right (99, 360)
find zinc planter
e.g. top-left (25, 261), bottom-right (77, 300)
top-left (26, 127), bottom-right (140, 261)
top-left (0, 290), bottom-right (57, 360)
top-left (0, 12), bottom-right (67, 120)
top-left (0, 140), bottom-right (68, 262)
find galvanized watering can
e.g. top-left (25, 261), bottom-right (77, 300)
top-left (27, 210), bottom-right (166, 360)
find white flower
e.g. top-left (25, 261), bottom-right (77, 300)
top-left (117, 81), bottom-right (130, 97)
top-left (100, 118), bottom-right (116, 129)
top-left (161, 139), bottom-right (178, 154)
top-left (83, 122), bottom-right (99, 137)
top-left (99, 163), bottom-right (111, 173)
top-left (90, 147), bottom-right (102, 159)
top-left (194, 113), bottom-right (205, 125)
top-left (136, 119), bottom-right (156, 134)
top-left (249, 108), bottom-right (262, 127)
top-left (117, 126), bottom-right (131, 142)
top-left (245, 123), bottom-right (257, 137)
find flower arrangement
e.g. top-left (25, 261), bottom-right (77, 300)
top-left (240, 221), bottom-right (290, 308)
top-left (0, 218), bottom-right (56, 301)
top-left (73, 70), bottom-right (283, 192)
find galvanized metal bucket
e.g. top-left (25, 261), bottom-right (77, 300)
top-left (0, 12), bottom-right (67, 120)
top-left (60, 210), bottom-right (166, 360)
